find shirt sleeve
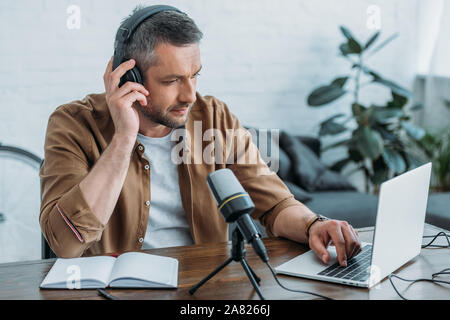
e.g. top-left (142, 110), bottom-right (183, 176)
top-left (219, 101), bottom-right (304, 237)
top-left (40, 108), bottom-right (105, 258)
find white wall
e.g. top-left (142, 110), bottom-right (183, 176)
top-left (0, 0), bottom-right (422, 262)
top-left (0, 0), bottom-right (421, 155)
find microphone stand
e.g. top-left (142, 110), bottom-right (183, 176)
top-left (189, 226), bottom-right (265, 300)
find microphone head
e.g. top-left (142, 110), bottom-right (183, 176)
top-left (207, 169), bottom-right (255, 222)
top-left (207, 169), bottom-right (245, 203)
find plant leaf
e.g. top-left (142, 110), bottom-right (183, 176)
top-left (417, 132), bottom-right (436, 158)
top-left (339, 43), bottom-right (351, 56)
top-left (339, 26), bottom-right (362, 54)
top-left (367, 33), bottom-right (398, 57)
top-left (340, 26), bottom-right (354, 40)
top-left (331, 76), bottom-right (349, 88)
top-left (319, 113), bottom-right (346, 126)
top-left (401, 121), bottom-right (425, 140)
top-left (388, 92), bottom-right (409, 108)
top-left (404, 153), bottom-right (425, 170)
top-left (352, 103), bottom-right (369, 125)
top-left (371, 157), bottom-right (390, 185)
top-left (348, 38), bottom-right (362, 54)
top-left (307, 85), bottom-right (347, 106)
top-left (352, 64), bottom-right (410, 101)
top-left (373, 107), bottom-right (403, 123)
top-left (319, 116), bottom-right (348, 136)
top-left (348, 148), bottom-right (364, 162)
top-left (382, 147), bottom-right (406, 173)
top-left (355, 126), bottom-right (384, 159)
top-left (364, 31), bottom-right (380, 50)
top-left (372, 125), bottom-right (397, 142)
top-left (371, 73), bottom-right (413, 98)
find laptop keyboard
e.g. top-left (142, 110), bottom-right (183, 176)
top-left (317, 245), bottom-right (372, 282)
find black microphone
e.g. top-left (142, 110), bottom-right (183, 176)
top-left (207, 169), bottom-right (269, 262)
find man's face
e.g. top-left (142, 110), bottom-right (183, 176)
top-left (138, 42), bottom-right (201, 129)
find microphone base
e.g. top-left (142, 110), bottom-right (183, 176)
top-left (189, 228), bottom-right (264, 300)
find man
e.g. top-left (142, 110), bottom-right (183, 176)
top-left (40, 5), bottom-right (361, 267)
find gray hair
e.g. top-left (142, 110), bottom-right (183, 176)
top-left (120, 6), bottom-right (203, 76)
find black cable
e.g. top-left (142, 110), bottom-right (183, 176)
top-left (389, 231), bottom-right (450, 300)
top-left (422, 232), bottom-right (450, 248)
top-left (100, 231), bottom-right (449, 301)
top-left (388, 270), bottom-right (450, 300)
top-left (97, 288), bottom-right (120, 300)
top-left (266, 261), bottom-right (334, 300)
top-left (432, 268), bottom-right (450, 278)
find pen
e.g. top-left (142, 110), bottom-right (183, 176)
top-left (97, 288), bottom-right (120, 300)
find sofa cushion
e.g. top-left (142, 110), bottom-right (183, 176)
top-left (283, 180), bottom-right (312, 203)
top-left (296, 136), bottom-right (321, 157)
top-left (244, 126), bottom-right (291, 179)
top-left (275, 144), bottom-right (291, 181)
top-left (279, 131), bottom-right (356, 192)
top-left (306, 191), bottom-right (378, 228)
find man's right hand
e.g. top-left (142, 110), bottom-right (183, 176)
top-left (103, 57), bottom-right (149, 139)
top-left (75, 58), bottom-right (149, 229)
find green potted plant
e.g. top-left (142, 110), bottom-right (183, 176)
top-left (306, 26), bottom-right (425, 193)
top-left (418, 129), bottom-right (450, 192)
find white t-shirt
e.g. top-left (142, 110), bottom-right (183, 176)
top-left (137, 132), bottom-right (194, 249)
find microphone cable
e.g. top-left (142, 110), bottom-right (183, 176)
top-left (97, 264), bottom-right (334, 300)
top-left (265, 261), bottom-right (334, 300)
top-left (97, 232), bottom-right (449, 301)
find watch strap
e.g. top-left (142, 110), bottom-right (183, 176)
top-left (305, 214), bottom-right (328, 237)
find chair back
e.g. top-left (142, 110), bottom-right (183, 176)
top-left (40, 159), bottom-right (57, 259)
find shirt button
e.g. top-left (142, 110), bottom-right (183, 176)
top-left (144, 164), bottom-right (149, 170)
top-left (138, 145), bottom-right (144, 151)
top-left (145, 201), bottom-right (150, 206)
top-left (138, 237), bottom-right (144, 243)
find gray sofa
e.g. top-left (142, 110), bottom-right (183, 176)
top-left (426, 192), bottom-right (450, 230)
top-left (273, 132), bottom-right (378, 229)
top-left (250, 130), bottom-right (449, 237)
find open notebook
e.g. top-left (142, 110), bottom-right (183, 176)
top-left (40, 252), bottom-right (178, 289)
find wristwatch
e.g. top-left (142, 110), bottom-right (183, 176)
top-left (305, 214), bottom-right (329, 237)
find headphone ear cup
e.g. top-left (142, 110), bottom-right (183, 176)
top-left (119, 66), bottom-right (144, 87)
top-left (130, 67), bottom-right (144, 85)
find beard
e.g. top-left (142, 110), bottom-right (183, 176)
top-left (137, 102), bottom-right (192, 129)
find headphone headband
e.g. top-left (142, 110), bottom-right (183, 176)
top-left (113, 5), bottom-right (183, 71)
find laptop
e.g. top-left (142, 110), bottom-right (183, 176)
top-left (275, 162), bottom-right (432, 288)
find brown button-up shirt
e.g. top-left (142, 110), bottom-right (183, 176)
top-left (40, 92), bottom-right (302, 258)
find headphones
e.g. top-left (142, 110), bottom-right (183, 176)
top-left (113, 5), bottom-right (184, 87)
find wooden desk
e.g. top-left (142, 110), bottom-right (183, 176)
top-left (0, 224), bottom-right (448, 300)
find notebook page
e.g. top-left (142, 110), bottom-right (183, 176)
top-left (40, 256), bottom-right (116, 289)
top-left (108, 252), bottom-right (178, 287)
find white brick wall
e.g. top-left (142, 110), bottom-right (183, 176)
top-left (0, 0), bottom-right (421, 155)
top-left (0, 0), bottom-right (421, 262)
